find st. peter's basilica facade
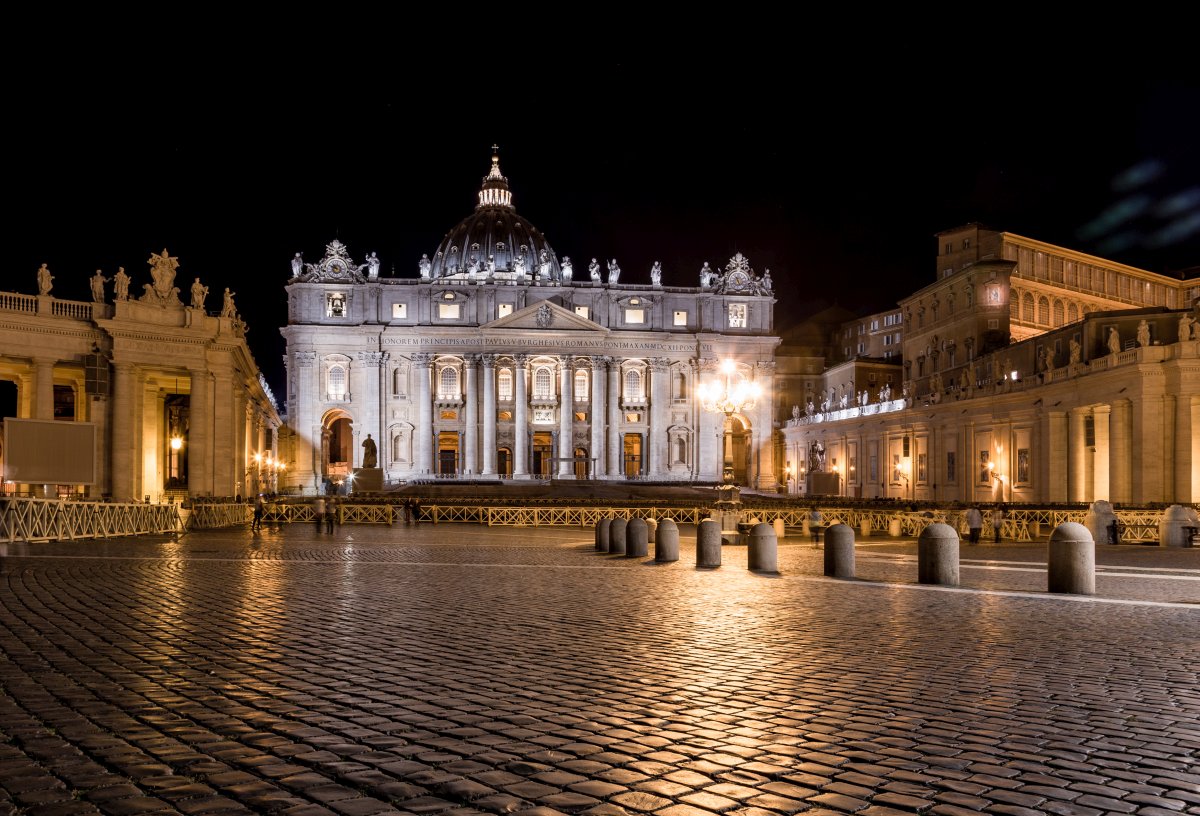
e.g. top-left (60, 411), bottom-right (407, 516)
top-left (280, 151), bottom-right (780, 493)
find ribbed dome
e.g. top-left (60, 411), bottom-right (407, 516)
top-left (427, 147), bottom-right (561, 283)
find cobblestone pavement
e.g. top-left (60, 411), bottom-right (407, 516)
top-left (0, 524), bottom-right (1197, 816)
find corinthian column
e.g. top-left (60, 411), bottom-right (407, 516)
top-left (558, 359), bottom-right (574, 477)
top-left (111, 363), bottom-right (136, 501)
top-left (481, 354), bottom-right (497, 475)
top-left (648, 358), bottom-right (669, 478)
top-left (513, 354), bottom-right (529, 478)
top-left (590, 356), bottom-right (606, 478)
top-left (464, 354), bottom-right (479, 476)
top-left (607, 358), bottom-right (622, 478)
top-left (414, 353), bottom-right (433, 475)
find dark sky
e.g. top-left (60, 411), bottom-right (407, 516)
top-left (11, 68), bottom-right (1198, 397)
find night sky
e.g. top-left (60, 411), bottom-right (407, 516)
top-left (10, 68), bottom-right (1198, 398)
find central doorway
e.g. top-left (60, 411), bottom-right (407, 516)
top-left (437, 431), bottom-right (459, 476)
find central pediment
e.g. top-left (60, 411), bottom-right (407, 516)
top-left (484, 299), bottom-right (607, 332)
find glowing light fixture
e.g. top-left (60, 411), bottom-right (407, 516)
top-left (696, 359), bottom-right (762, 417)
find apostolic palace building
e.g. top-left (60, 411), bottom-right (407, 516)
top-left (2, 151), bottom-right (1198, 510)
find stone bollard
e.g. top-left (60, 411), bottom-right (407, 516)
top-left (888, 517), bottom-right (902, 537)
top-left (1160, 504), bottom-right (1199, 548)
top-left (696, 519), bottom-right (722, 568)
top-left (609, 517), bottom-right (628, 556)
top-left (748, 522), bottom-right (778, 573)
top-left (824, 523), bottom-right (856, 579)
top-left (918, 522), bottom-right (960, 586)
top-left (1048, 522), bottom-right (1096, 594)
top-left (859, 518), bottom-right (871, 538)
top-left (626, 517), bottom-right (649, 557)
top-left (772, 518), bottom-right (785, 539)
top-left (645, 517), bottom-right (658, 545)
top-left (655, 518), bottom-right (680, 562)
top-left (597, 517), bottom-right (612, 552)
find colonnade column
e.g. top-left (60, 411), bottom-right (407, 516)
top-left (1092, 404), bottom-right (1111, 501)
top-left (414, 353), bottom-right (433, 475)
top-left (606, 357), bottom-right (622, 478)
top-left (590, 357), bottom-right (606, 478)
top-left (33, 357), bottom-right (56, 420)
top-left (1130, 393), bottom-right (1164, 504)
top-left (187, 367), bottom-right (210, 498)
top-left (754, 360), bottom-right (777, 491)
top-left (648, 358), bottom-right (669, 478)
top-left (111, 363), bottom-right (136, 501)
top-left (1047, 410), bottom-right (1068, 503)
top-left (513, 354), bottom-right (529, 478)
top-left (1187, 396), bottom-right (1200, 503)
top-left (481, 354), bottom-right (496, 475)
top-left (464, 354), bottom-right (479, 476)
top-left (1109, 399), bottom-right (1132, 505)
top-left (1069, 407), bottom-right (1089, 503)
top-left (211, 371), bottom-right (234, 496)
top-left (557, 359), bottom-right (573, 477)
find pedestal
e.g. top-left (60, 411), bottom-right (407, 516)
top-left (353, 468), bottom-right (383, 493)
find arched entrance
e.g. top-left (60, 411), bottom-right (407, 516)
top-left (574, 446), bottom-right (589, 479)
top-left (724, 415), bottom-right (751, 485)
top-left (322, 409), bottom-right (353, 493)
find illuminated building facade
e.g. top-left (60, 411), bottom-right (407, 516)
top-left (0, 251), bottom-right (280, 501)
top-left (281, 151), bottom-right (780, 492)
top-left (781, 226), bottom-right (1200, 504)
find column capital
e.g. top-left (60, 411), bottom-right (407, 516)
top-left (294, 351), bottom-right (316, 367)
top-left (463, 353), bottom-right (481, 366)
top-left (513, 353), bottom-right (529, 368)
top-left (357, 351), bottom-right (385, 366)
top-left (481, 353), bottom-right (497, 368)
top-left (648, 357), bottom-right (670, 372)
top-left (412, 352), bottom-right (433, 367)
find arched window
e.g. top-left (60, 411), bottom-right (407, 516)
top-left (574, 370), bottom-right (588, 402)
top-left (392, 435), bottom-right (403, 460)
top-left (498, 369), bottom-right (513, 401)
top-left (328, 365), bottom-right (346, 399)
top-left (675, 437), bottom-right (687, 463)
top-left (1052, 299), bottom-right (1065, 327)
top-left (534, 367), bottom-right (553, 400)
top-left (392, 368), bottom-right (404, 396)
top-left (1037, 296), bottom-right (1050, 325)
top-left (1022, 292), bottom-right (1035, 322)
top-left (1068, 303), bottom-right (1079, 324)
top-left (439, 367), bottom-right (459, 399)
top-left (624, 369), bottom-right (643, 402)
top-left (673, 370), bottom-right (686, 400)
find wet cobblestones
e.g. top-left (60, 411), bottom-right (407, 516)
top-left (0, 524), bottom-right (1197, 815)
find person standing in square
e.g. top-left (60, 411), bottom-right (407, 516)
top-left (965, 506), bottom-right (982, 544)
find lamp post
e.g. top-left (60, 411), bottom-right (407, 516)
top-left (696, 359), bottom-right (762, 485)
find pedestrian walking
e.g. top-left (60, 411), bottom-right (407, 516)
top-left (251, 494), bottom-right (264, 532)
top-left (809, 507), bottom-right (823, 545)
top-left (965, 505), bottom-right (982, 544)
top-left (403, 498), bottom-right (413, 524)
top-left (412, 497), bottom-right (422, 525)
top-left (992, 504), bottom-right (1005, 543)
top-left (314, 496), bottom-right (326, 532)
top-left (326, 496), bottom-right (336, 534)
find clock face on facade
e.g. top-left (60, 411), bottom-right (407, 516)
top-left (727, 270), bottom-right (749, 289)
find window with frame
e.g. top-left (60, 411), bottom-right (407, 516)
top-left (533, 367), bottom-right (554, 400)
top-left (438, 303), bottom-right (461, 319)
top-left (438, 367), bottom-right (460, 400)
top-left (727, 304), bottom-right (747, 328)
top-left (574, 370), bottom-right (588, 402)
top-left (624, 308), bottom-right (645, 324)
top-left (497, 303), bottom-right (513, 318)
top-left (391, 303), bottom-right (407, 319)
top-left (497, 369), bottom-right (513, 401)
top-left (575, 305), bottom-right (589, 320)
top-left (673, 310), bottom-right (688, 326)
top-left (624, 369), bottom-right (643, 402)
top-left (328, 365), bottom-right (346, 399)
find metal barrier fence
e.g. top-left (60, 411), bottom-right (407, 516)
top-left (2, 496), bottom-right (1171, 544)
top-left (0, 498), bottom-right (181, 543)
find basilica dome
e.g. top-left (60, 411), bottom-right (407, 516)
top-left (426, 149), bottom-right (562, 283)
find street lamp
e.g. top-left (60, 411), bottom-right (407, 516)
top-left (696, 359), bottom-right (762, 484)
